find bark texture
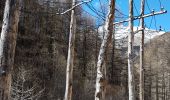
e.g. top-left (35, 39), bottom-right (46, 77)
top-left (128, 0), bottom-right (136, 100)
top-left (64, 0), bottom-right (76, 100)
top-left (94, 0), bottom-right (115, 100)
top-left (0, 0), bottom-right (21, 100)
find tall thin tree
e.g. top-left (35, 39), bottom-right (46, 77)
top-left (0, 0), bottom-right (21, 100)
top-left (94, 0), bottom-right (115, 100)
top-left (139, 0), bottom-right (145, 100)
top-left (64, 0), bottom-right (76, 100)
top-left (128, 0), bottom-right (136, 100)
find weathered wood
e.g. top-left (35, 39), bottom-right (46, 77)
top-left (0, 0), bottom-right (21, 100)
top-left (113, 10), bottom-right (167, 25)
top-left (139, 0), bottom-right (145, 100)
top-left (64, 0), bottom-right (76, 100)
top-left (128, 0), bottom-right (136, 100)
top-left (94, 0), bottom-right (115, 100)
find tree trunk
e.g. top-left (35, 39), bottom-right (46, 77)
top-left (139, 0), bottom-right (145, 100)
top-left (128, 0), bottom-right (136, 100)
top-left (0, 0), bottom-right (21, 100)
top-left (156, 74), bottom-right (159, 100)
top-left (149, 61), bottom-right (152, 100)
top-left (94, 0), bottom-right (115, 100)
top-left (110, 28), bottom-right (115, 84)
top-left (64, 0), bottom-right (76, 100)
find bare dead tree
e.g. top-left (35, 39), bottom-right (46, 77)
top-left (128, 0), bottom-right (136, 100)
top-left (11, 66), bottom-right (45, 100)
top-left (64, 0), bottom-right (76, 100)
top-left (94, 0), bottom-right (115, 100)
top-left (0, 0), bottom-right (21, 99)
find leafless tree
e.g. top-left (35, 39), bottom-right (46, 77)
top-left (0, 0), bottom-right (21, 99)
top-left (94, 0), bottom-right (115, 100)
top-left (64, 0), bottom-right (76, 100)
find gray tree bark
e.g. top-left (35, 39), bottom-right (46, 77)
top-left (0, 0), bottom-right (21, 100)
top-left (64, 0), bottom-right (76, 100)
top-left (94, 0), bottom-right (115, 100)
top-left (128, 0), bottom-right (136, 100)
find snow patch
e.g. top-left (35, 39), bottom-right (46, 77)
top-left (98, 24), bottom-right (165, 47)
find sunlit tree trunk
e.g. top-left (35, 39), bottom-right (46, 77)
top-left (94, 0), bottom-right (115, 100)
top-left (0, 0), bottom-right (21, 100)
top-left (64, 0), bottom-right (76, 100)
top-left (128, 0), bottom-right (136, 100)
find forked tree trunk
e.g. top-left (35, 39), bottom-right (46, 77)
top-left (0, 0), bottom-right (21, 100)
top-left (128, 0), bottom-right (136, 100)
top-left (94, 0), bottom-right (115, 100)
top-left (64, 0), bottom-right (76, 100)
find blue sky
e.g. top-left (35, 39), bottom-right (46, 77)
top-left (83, 0), bottom-right (170, 32)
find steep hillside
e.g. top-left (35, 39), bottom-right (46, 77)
top-left (135, 32), bottom-right (170, 100)
top-left (98, 25), bottom-right (165, 47)
top-left (11, 1), bottom-right (100, 100)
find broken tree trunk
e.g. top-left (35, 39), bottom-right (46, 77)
top-left (94, 0), bottom-right (115, 100)
top-left (0, 0), bottom-right (21, 100)
top-left (64, 0), bottom-right (76, 100)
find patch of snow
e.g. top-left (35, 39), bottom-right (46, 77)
top-left (98, 24), bottom-right (165, 47)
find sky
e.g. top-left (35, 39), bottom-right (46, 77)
top-left (83, 0), bottom-right (170, 32)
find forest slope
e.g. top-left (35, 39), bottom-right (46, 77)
top-left (135, 32), bottom-right (170, 100)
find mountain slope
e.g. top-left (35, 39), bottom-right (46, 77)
top-left (98, 25), bottom-right (165, 47)
top-left (134, 32), bottom-right (170, 100)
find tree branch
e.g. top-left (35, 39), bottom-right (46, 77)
top-left (56, 0), bottom-right (93, 15)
